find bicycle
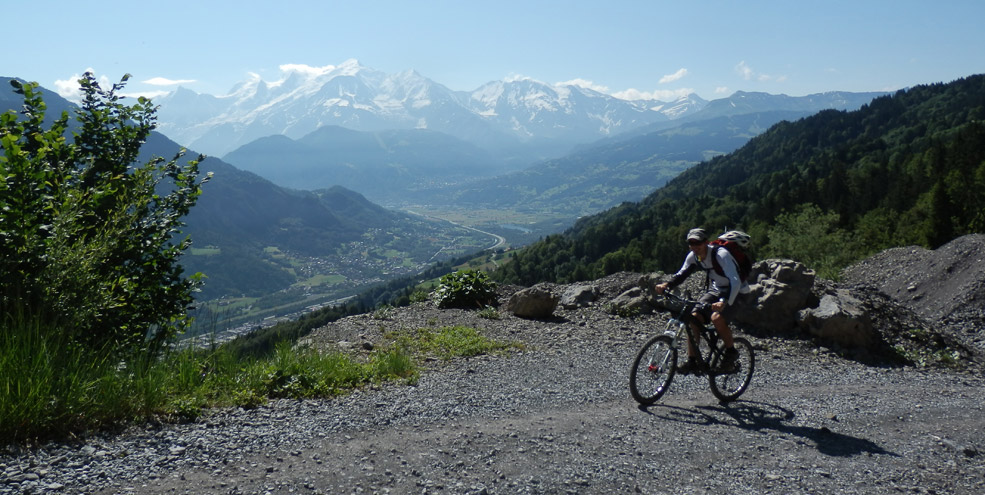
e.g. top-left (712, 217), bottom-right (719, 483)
top-left (630, 291), bottom-right (755, 405)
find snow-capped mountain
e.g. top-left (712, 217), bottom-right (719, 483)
top-left (154, 59), bottom-right (689, 157)
top-left (648, 93), bottom-right (708, 119)
top-left (465, 78), bottom-right (673, 142)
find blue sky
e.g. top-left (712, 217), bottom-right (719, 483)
top-left (6, 0), bottom-right (984, 102)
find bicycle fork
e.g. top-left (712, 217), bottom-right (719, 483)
top-left (646, 319), bottom-right (687, 373)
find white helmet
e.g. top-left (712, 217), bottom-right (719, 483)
top-left (718, 230), bottom-right (751, 248)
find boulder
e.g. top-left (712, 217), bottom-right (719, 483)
top-left (506, 284), bottom-right (559, 319)
top-left (734, 259), bottom-right (817, 334)
top-left (608, 287), bottom-right (656, 315)
top-left (797, 289), bottom-right (878, 349)
top-left (559, 284), bottom-right (599, 309)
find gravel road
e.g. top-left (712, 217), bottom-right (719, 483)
top-left (3, 285), bottom-right (983, 495)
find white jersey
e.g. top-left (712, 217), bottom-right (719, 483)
top-left (670, 244), bottom-right (751, 306)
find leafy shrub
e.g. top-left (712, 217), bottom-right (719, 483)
top-left (763, 204), bottom-right (863, 280)
top-left (477, 306), bottom-right (501, 319)
top-left (409, 289), bottom-right (431, 303)
top-left (373, 305), bottom-right (394, 320)
top-left (431, 269), bottom-right (498, 309)
top-left (0, 74), bottom-right (210, 354)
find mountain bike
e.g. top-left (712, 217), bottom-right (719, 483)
top-left (630, 292), bottom-right (755, 405)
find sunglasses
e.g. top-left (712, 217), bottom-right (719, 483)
top-left (687, 240), bottom-right (704, 246)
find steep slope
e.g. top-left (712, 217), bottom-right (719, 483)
top-left (494, 74), bottom-right (985, 285)
top-left (439, 110), bottom-right (812, 215)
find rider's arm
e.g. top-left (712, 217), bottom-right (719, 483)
top-left (666, 252), bottom-right (699, 289)
top-left (715, 248), bottom-right (743, 306)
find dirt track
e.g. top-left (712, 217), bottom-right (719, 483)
top-left (88, 334), bottom-right (985, 495)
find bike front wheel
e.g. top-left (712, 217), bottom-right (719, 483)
top-left (630, 335), bottom-right (677, 405)
top-left (708, 337), bottom-right (755, 403)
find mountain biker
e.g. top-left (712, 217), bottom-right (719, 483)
top-left (654, 228), bottom-right (751, 374)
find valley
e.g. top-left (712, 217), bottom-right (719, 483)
top-left (181, 194), bottom-right (596, 344)
top-left (182, 204), bottom-right (544, 340)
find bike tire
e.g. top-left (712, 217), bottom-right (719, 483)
top-left (708, 337), bottom-right (755, 403)
top-left (630, 335), bottom-right (678, 405)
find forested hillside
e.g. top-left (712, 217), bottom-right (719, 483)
top-left (494, 75), bottom-right (985, 285)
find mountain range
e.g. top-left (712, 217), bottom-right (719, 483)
top-left (154, 59), bottom-right (702, 159)
top-left (153, 60), bottom-right (884, 210)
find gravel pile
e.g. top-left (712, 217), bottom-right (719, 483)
top-left (842, 234), bottom-right (985, 358)
top-left (2, 252), bottom-right (984, 494)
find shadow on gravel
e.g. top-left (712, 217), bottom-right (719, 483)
top-left (639, 401), bottom-right (899, 458)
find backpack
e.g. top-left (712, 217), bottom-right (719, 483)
top-left (709, 239), bottom-right (753, 283)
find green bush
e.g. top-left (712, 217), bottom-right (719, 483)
top-left (431, 269), bottom-right (498, 309)
top-left (0, 74), bottom-right (210, 354)
top-left (477, 306), bottom-right (501, 319)
top-left (763, 204), bottom-right (864, 280)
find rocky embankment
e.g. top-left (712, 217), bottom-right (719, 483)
top-left (2, 238), bottom-right (984, 494)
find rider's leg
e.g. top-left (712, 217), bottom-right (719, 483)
top-left (710, 311), bottom-right (734, 348)
top-left (686, 313), bottom-right (705, 358)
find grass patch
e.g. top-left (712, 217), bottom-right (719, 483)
top-left (1, 317), bottom-right (515, 444)
top-left (385, 325), bottom-right (520, 362)
top-left (477, 306), bottom-right (501, 320)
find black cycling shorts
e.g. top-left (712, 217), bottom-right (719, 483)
top-left (695, 289), bottom-right (746, 322)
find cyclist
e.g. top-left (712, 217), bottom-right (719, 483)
top-left (654, 228), bottom-right (751, 374)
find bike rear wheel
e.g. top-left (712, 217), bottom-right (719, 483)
top-left (708, 337), bottom-right (755, 402)
top-left (630, 335), bottom-right (677, 405)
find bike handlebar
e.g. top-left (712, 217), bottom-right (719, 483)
top-left (653, 290), bottom-right (695, 313)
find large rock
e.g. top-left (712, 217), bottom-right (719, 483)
top-left (506, 284), bottom-right (559, 319)
top-left (559, 284), bottom-right (599, 309)
top-left (797, 289), bottom-right (878, 349)
top-left (608, 287), bottom-right (656, 316)
top-left (734, 259), bottom-right (817, 334)
top-left (619, 261), bottom-right (816, 327)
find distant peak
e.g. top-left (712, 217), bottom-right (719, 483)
top-left (278, 63), bottom-right (336, 79)
top-left (338, 58), bottom-right (362, 69)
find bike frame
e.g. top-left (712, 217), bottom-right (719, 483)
top-left (662, 295), bottom-right (723, 374)
top-left (631, 291), bottom-right (755, 404)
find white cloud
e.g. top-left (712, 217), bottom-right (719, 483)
top-left (736, 61), bottom-right (786, 85)
top-left (54, 77), bottom-right (82, 100)
top-left (505, 72), bottom-right (534, 83)
top-left (556, 78), bottom-right (610, 93)
top-left (54, 69), bottom-right (112, 101)
top-left (143, 77), bottom-right (196, 86)
top-left (612, 87), bottom-right (694, 102)
top-left (279, 63), bottom-right (336, 77)
top-left (659, 68), bottom-right (688, 84)
top-left (715, 86), bottom-right (730, 95)
top-left (736, 61), bottom-right (755, 80)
